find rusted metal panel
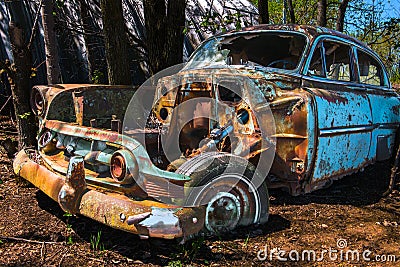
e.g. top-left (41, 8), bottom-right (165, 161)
top-left (13, 149), bottom-right (64, 202)
top-left (14, 149), bottom-right (204, 238)
top-left (367, 92), bottom-right (399, 161)
top-left (308, 85), bottom-right (373, 181)
top-left (58, 156), bottom-right (87, 214)
top-left (72, 91), bottom-right (84, 125)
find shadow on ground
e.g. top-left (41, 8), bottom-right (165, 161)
top-left (35, 189), bottom-right (290, 265)
top-left (32, 160), bottom-right (393, 265)
top-left (270, 161), bottom-right (392, 207)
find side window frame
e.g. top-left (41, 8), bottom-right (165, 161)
top-left (355, 47), bottom-right (390, 88)
top-left (307, 41), bottom-right (326, 78)
top-left (304, 36), bottom-right (358, 84)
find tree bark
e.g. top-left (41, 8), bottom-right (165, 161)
top-left (317, 0), bottom-right (327, 27)
top-left (79, 0), bottom-right (107, 84)
top-left (143, 0), bottom-right (186, 74)
top-left (3, 1), bottom-right (37, 150)
top-left (287, 0), bottom-right (296, 24)
top-left (336, 0), bottom-right (350, 32)
top-left (144, 0), bottom-right (166, 74)
top-left (41, 0), bottom-right (61, 84)
top-left (165, 0), bottom-right (186, 68)
top-left (99, 0), bottom-right (131, 85)
top-left (6, 23), bottom-right (37, 149)
top-left (258, 0), bottom-right (269, 24)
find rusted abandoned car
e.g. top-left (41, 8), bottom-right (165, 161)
top-left (14, 25), bottom-right (400, 240)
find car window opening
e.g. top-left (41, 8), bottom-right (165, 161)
top-left (357, 49), bottom-right (384, 86)
top-left (186, 32), bottom-right (307, 71)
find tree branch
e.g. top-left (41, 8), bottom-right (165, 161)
top-left (27, 0), bottom-right (43, 50)
top-left (0, 235), bottom-right (62, 244)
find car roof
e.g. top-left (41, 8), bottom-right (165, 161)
top-left (221, 24), bottom-right (370, 51)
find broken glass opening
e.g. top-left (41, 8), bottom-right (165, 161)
top-left (185, 32), bottom-right (307, 71)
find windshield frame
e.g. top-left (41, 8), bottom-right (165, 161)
top-left (184, 30), bottom-right (310, 73)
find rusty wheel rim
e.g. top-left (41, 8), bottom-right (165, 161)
top-left (190, 174), bottom-right (261, 233)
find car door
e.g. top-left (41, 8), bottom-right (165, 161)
top-left (302, 37), bottom-right (373, 183)
top-left (356, 48), bottom-right (400, 161)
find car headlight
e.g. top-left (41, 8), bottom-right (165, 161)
top-left (110, 150), bottom-right (138, 184)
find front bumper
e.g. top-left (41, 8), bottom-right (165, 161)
top-left (13, 150), bottom-right (205, 240)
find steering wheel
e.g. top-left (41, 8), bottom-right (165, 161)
top-left (267, 59), bottom-right (296, 69)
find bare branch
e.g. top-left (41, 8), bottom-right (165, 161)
top-left (0, 235), bottom-right (62, 244)
top-left (28, 0), bottom-right (43, 50)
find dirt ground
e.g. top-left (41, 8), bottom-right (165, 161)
top-left (0, 116), bottom-right (399, 267)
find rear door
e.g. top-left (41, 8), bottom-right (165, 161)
top-left (356, 48), bottom-right (400, 161)
top-left (302, 38), bottom-right (373, 182)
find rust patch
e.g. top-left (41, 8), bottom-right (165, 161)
top-left (58, 156), bottom-right (87, 214)
top-left (392, 105), bottom-right (400, 116)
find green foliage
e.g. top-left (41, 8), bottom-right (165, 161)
top-left (168, 236), bottom-right (205, 265)
top-left (30, 67), bottom-right (37, 78)
top-left (184, 9), bottom-right (246, 35)
top-left (91, 70), bottom-right (104, 84)
top-left (55, 0), bottom-right (64, 9)
top-left (390, 69), bottom-right (400, 85)
top-left (347, 1), bottom-right (400, 79)
top-left (249, 0), bottom-right (258, 6)
top-left (90, 230), bottom-right (105, 252)
top-left (17, 112), bottom-right (31, 120)
top-left (67, 235), bottom-right (73, 245)
top-left (167, 260), bottom-right (183, 267)
top-left (63, 212), bottom-right (73, 218)
top-left (243, 233), bottom-right (250, 248)
top-left (63, 212), bottom-right (74, 245)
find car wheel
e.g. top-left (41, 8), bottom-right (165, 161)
top-left (176, 152), bottom-right (269, 234)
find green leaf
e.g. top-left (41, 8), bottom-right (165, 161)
top-left (17, 112), bottom-right (31, 120)
top-left (67, 236), bottom-right (73, 245)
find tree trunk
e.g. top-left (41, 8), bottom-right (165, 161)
top-left (165, 0), bottom-right (186, 68)
top-left (258, 0), bottom-right (269, 24)
top-left (41, 0), bottom-right (61, 84)
top-left (143, 0), bottom-right (186, 74)
top-left (317, 0), bottom-right (327, 27)
top-left (336, 0), bottom-right (350, 32)
top-left (79, 0), bottom-right (107, 84)
top-left (143, 0), bottom-right (166, 74)
top-left (3, 1), bottom-right (37, 150)
top-left (287, 0), bottom-right (296, 24)
top-left (99, 0), bottom-right (131, 85)
top-left (7, 23), bottom-right (37, 149)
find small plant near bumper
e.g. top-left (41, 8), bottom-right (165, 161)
top-left (90, 230), bottom-right (105, 253)
top-left (63, 212), bottom-right (74, 245)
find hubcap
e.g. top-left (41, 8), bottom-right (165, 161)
top-left (205, 192), bottom-right (241, 232)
